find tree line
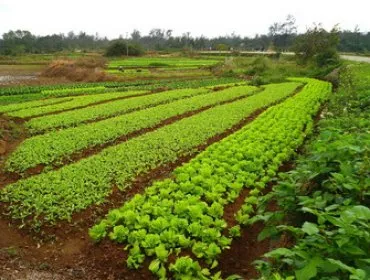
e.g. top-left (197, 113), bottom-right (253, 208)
top-left (1, 20), bottom-right (369, 55)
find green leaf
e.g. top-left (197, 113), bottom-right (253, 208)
top-left (210, 259), bottom-right (219, 269)
top-left (265, 248), bottom-right (294, 258)
top-left (88, 222), bottom-right (107, 242)
top-left (155, 244), bottom-right (169, 262)
top-left (327, 258), bottom-right (355, 273)
top-left (225, 275), bottom-right (244, 280)
top-left (149, 259), bottom-right (161, 273)
top-left (302, 222), bottom-right (319, 235)
top-left (295, 256), bottom-right (322, 280)
top-left (345, 205), bottom-right (370, 220)
top-left (258, 226), bottom-right (279, 241)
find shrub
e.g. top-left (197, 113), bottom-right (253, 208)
top-left (315, 48), bottom-right (340, 67)
top-left (105, 40), bottom-right (144, 57)
top-left (294, 24), bottom-right (340, 67)
top-left (244, 57), bottom-right (270, 76)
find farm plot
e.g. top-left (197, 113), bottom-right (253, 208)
top-left (107, 57), bottom-right (221, 69)
top-left (88, 78), bottom-right (331, 279)
top-left (24, 87), bottom-right (211, 133)
top-left (2, 90), bottom-right (146, 117)
top-left (6, 84), bottom-right (264, 172)
top-left (106, 57), bottom-right (219, 79)
top-left (0, 81), bottom-right (302, 226)
top-left (107, 68), bottom-right (212, 79)
top-left (0, 77), bottom-right (242, 106)
top-left (0, 95), bottom-right (75, 113)
top-left (0, 68), bottom-right (340, 280)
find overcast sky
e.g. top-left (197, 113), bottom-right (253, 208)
top-left (0, 0), bottom-right (369, 38)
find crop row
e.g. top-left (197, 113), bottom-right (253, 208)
top-left (244, 65), bottom-right (369, 280)
top-left (0, 77), bottom-right (242, 106)
top-left (0, 96), bottom-right (74, 114)
top-left (5, 84), bottom-right (264, 172)
top-left (25, 87), bottom-right (210, 133)
top-left (108, 57), bottom-right (221, 69)
top-left (87, 78), bottom-right (331, 279)
top-left (0, 80), bottom-right (154, 97)
top-left (108, 68), bottom-right (212, 79)
top-left (126, 77), bottom-right (244, 92)
top-left (0, 75), bottom-right (235, 97)
top-left (0, 81), bottom-right (302, 226)
top-left (40, 86), bottom-right (107, 96)
top-left (5, 90), bottom-right (146, 118)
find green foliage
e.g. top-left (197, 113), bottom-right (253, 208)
top-left (244, 57), bottom-right (270, 76)
top-left (24, 88), bottom-right (209, 133)
top-left (6, 85), bottom-right (257, 172)
top-left (107, 57), bottom-right (221, 69)
top-left (4, 89), bottom-right (138, 118)
top-left (105, 40), bottom-right (144, 57)
top-left (88, 221), bottom-right (107, 241)
top-left (215, 44), bottom-right (229, 51)
top-left (228, 225), bottom-right (241, 238)
top-left (148, 62), bottom-right (169, 67)
top-left (169, 257), bottom-right (209, 280)
top-left (269, 15), bottom-right (297, 51)
top-left (0, 76), bottom-right (241, 106)
top-left (251, 64), bottom-right (370, 280)
top-left (294, 24), bottom-right (340, 67)
top-left (0, 82), bottom-right (300, 224)
top-left (88, 78), bottom-right (329, 279)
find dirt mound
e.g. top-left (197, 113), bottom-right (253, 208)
top-left (41, 58), bottom-right (116, 82)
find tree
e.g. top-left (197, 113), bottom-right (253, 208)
top-left (268, 14), bottom-right (297, 52)
top-left (293, 24), bottom-right (340, 66)
top-left (105, 40), bottom-right (143, 56)
top-left (131, 29), bottom-right (141, 42)
top-left (215, 43), bottom-right (229, 51)
top-left (165, 29), bottom-right (173, 39)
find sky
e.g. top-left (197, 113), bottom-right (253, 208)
top-left (0, 0), bottom-right (369, 39)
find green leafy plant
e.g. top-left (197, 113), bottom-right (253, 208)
top-left (249, 64), bottom-right (370, 280)
top-left (86, 78), bottom-right (330, 279)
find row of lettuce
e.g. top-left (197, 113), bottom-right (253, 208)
top-left (86, 78), bottom-right (331, 279)
top-left (5, 83), bottom-right (302, 173)
top-left (5, 84), bottom-right (263, 172)
top-left (0, 77), bottom-right (241, 105)
top-left (0, 90), bottom-right (147, 118)
top-left (0, 81), bottom-right (301, 228)
top-left (0, 80), bottom-right (150, 96)
top-left (238, 64), bottom-right (369, 280)
top-left (23, 88), bottom-right (209, 133)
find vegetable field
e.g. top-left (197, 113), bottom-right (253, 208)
top-left (0, 61), bottom-right (368, 280)
top-left (106, 57), bottom-right (221, 79)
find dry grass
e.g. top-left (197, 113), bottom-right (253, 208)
top-left (41, 57), bottom-right (116, 82)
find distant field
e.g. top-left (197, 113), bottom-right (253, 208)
top-left (106, 67), bottom-right (212, 78)
top-left (0, 52), bottom-right (100, 65)
top-left (107, 56), bottom-right (222, 69)
top-left (106, 56), bottom-right (222, 80)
